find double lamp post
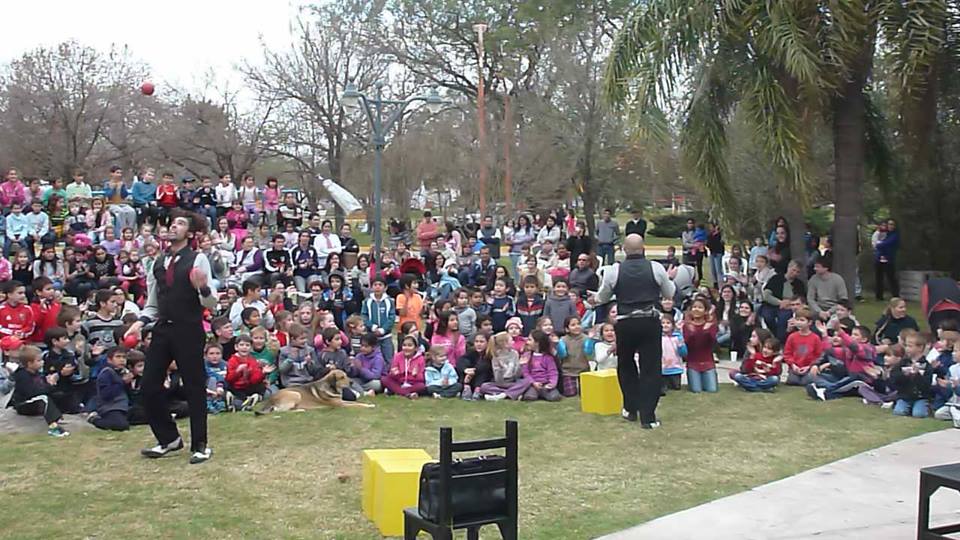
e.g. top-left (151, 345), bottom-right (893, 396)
top-left (340, 82), bottom-right (446, 258)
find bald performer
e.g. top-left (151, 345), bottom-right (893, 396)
top-left (594, 234), bottom-right (675, 428)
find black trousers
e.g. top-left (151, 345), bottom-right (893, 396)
top-left (615, 316), bottom-right (663, 424)
top-left (15, 395), bottom-right (63, 425)
top-left (92, 410), bottom-right (130, 431)
top-left (874, 261), bottom-right (898, 300)
top-left (142, 322), bottom-right (208, 452)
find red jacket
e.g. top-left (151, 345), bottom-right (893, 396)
top-left (0, 303), bottom-right (36, 340)
top-left (682, 320), bottom-right (718, 372)
top-left (29, 300), bottom-right (61, 344)
top-left (386, 352), bottom-right (426, 385)
top-left (784, 331), bottom-right (824, 369)
top-left (226, 353), bottom-right (265, 390)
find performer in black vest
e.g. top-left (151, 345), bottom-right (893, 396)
top-left (594, 234), bottom-right (675, 428)
top-left (125, 209), bottom-right (219, 464)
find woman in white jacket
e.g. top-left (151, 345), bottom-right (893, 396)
top-left (535, 215), bottom-right (561, 248)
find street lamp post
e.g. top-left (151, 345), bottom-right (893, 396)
top-left (340, 81), bottom-right (445, 260)
top-left (473, 22), bottom-right (488, 214)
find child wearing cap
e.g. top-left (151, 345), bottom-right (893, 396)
top-left (506, 317), bottom-right (526, 354)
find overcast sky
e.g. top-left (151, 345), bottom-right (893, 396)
top-left (3, 1), bottom-right (310, 91)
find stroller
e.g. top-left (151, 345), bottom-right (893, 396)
top-left (923, 277), bottom-right (960, 331)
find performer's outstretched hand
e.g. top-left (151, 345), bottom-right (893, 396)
top-left (189, 267), bottom-right (208, 290)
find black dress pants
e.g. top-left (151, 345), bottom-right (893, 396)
top-left (614, 316), bottom-right (663, 424)
top-left (142, 321), bottom-right (207, 452)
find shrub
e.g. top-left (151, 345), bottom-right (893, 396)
top-left (649, 212), bottom-right (709, 238)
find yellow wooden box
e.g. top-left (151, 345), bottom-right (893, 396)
top-left (361, 449), bottom-right (431, 520)
top-left (579, 369), bottom-right (623, 415)
top-left (373, 457), bottom-right (434, 536)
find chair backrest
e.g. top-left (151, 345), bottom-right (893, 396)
top-left (435, 420), bottom-right (518, 525)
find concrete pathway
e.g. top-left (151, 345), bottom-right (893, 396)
top-left (601, 428), bottom-right (960, 540)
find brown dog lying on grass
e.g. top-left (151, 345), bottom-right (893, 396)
top-left (254, 370), bottom-right (375, 414)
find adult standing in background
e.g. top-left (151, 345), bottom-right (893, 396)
top-left (596, 208), bottom-right (621, 266)
top-left (874, 218), bottom-right (900, 301)
top-left (706, 221), bottom-right (725, 289)
top-left (624, 207), bottom-right (647, 237)
top-left (507, 215), bottom-right (535, 276)
top-left (476, 215), bottom-right (502, 260)
top-left (339, 223), bottom-right (360, 269)
top-left (594, 234), bottom-right (675, 428)
top-left (565, 221), bottom-right (594, 271)
top-left (313, 220), bottom-right (342, 270)
top-left (416, 211), bottom-right (440, 254)
top-left (536, 215), bottom-right (562, 248)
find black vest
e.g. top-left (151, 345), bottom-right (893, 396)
top-left (613, 255), bottom-right (660, 312)
top-left (153, 248), bottom-right (202, 324)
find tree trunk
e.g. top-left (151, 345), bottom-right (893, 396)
top-left (579, 132), bottom-right (597, 239)
top-left (831, 40), bottom-right (874, 294)
top-left (781, 192), bottom-right (808, 278)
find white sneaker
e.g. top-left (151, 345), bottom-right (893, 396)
top-left (433, 393), bottom-right (442, 399)
top-left (881, 401), bottom-right (894, 409)
top-left (486, 392), bottom-right (508, 401)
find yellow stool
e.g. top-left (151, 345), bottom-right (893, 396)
top-left (361, 449), bottom-right (431, 519)
top-left (373, 457), bottom-right (434, 536)
top-left (580, 369), bottom-right (623, 415)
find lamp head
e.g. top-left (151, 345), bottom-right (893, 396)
top-left (341, 81), bottom-right (361, 112)
top-left (425, 86), bottom-right (444, 114)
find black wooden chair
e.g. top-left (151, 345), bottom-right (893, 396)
top-left (403, 420), bottom-right (518, 540)
top-left (919, 463), bottom-right (960, 539)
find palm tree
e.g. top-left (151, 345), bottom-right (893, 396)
top-left (601, 0), bottom-right (953, 292)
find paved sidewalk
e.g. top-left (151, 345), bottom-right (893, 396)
top-left (602, 428), bottom-right (960, 540)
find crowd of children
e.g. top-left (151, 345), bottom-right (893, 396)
top-left (0, 166), bottom-right (958, 438)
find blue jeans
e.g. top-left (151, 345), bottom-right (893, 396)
top-left (687, 367), bottom-right (718, 393)
top-left (709, 253), bottom-right (724, 286)
top-left (732, 373), bottom-right (779, 392)
top-left (598, 243), bottom-right (615, 266)
top-left (893, 398), bottom-right (929, 418)
top-left (508, 253), bottom-right (522, 277)
top-left (378, 337), bottom-right (395, 369)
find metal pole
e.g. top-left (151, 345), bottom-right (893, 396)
top-left (372, 85), bottom-right (384, 261)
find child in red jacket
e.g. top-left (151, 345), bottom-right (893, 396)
top-left (225, 335), bottom-right (266, 410)
top-left (0, 280), bottom-right (35, 341)
top-left (783, 307), bottom-right (824, 386)
top-left (29, 277), bottom-right (61, 345)
top-left (381, 335), bottom-right (426, 399)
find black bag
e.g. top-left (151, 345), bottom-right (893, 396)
top-left (417, 455), bottom-right (507, 522)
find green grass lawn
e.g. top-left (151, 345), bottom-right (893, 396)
top-left (0, 383), bottom-right (943, 539)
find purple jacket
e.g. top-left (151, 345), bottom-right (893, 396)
top-left (522, 352), bottom-right (559, 387)
top-left (353, 348), bottom-right (385, 382)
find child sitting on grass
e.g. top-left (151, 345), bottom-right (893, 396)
top-left (42, 327), bottom-right (85, 414)
top-left (806, 321), bottom-right (877, 401)
top-left (891, 330), bottom-right (932, 417)
top-left (475, 331), bottom-right (531, 401)
top-left (732, 337), bottom-right (782, 392)
top-left (350, 333), bottom-right (385, 393)
top-left (425, 346), bottom-right (462, 398)
top-left (250, 326), bottom-right (279, 393)
top-left (860, 343), bottom-right (903, 408)
top-left (505, 317), bottom-right (526, 354)
top-left (683, 297), bottom-right (719, 393)
top-left (89, 347), bottom-right (131, 431)
top-left (556, 316), bottom-right (593, 396)
top-left (125, 351), bottom-right (147, 424)
top-left (226, 335), bottom-right (266, 410)
top-left (204, 342), bottom-right (227, 414)
top-left (318, 327), bottom-right (365, 400)
top-left (11, 346), bottom-right (69, 437)
top-left (278, 323), bottom-right (321, 388)
top-left (520, 330), bottom-right (561, 401)
top-left (382, 335), bottom-right (427, 399)
top-left (661, 316), bottom-right (686, 392)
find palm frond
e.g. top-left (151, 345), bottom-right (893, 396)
top-left (882, 0), bottom-right (947, 98)
top-left (679, 61), bottom-right (737, 223)
top-left (741, 63), bottom-right (814, 208)
top-left (754, 2), bottom-right (824, 90)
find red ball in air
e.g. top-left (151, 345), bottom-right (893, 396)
top-left (123, 334), bottom-right (140, 349)
top-left (140, 81), bottom-right (155, 96)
